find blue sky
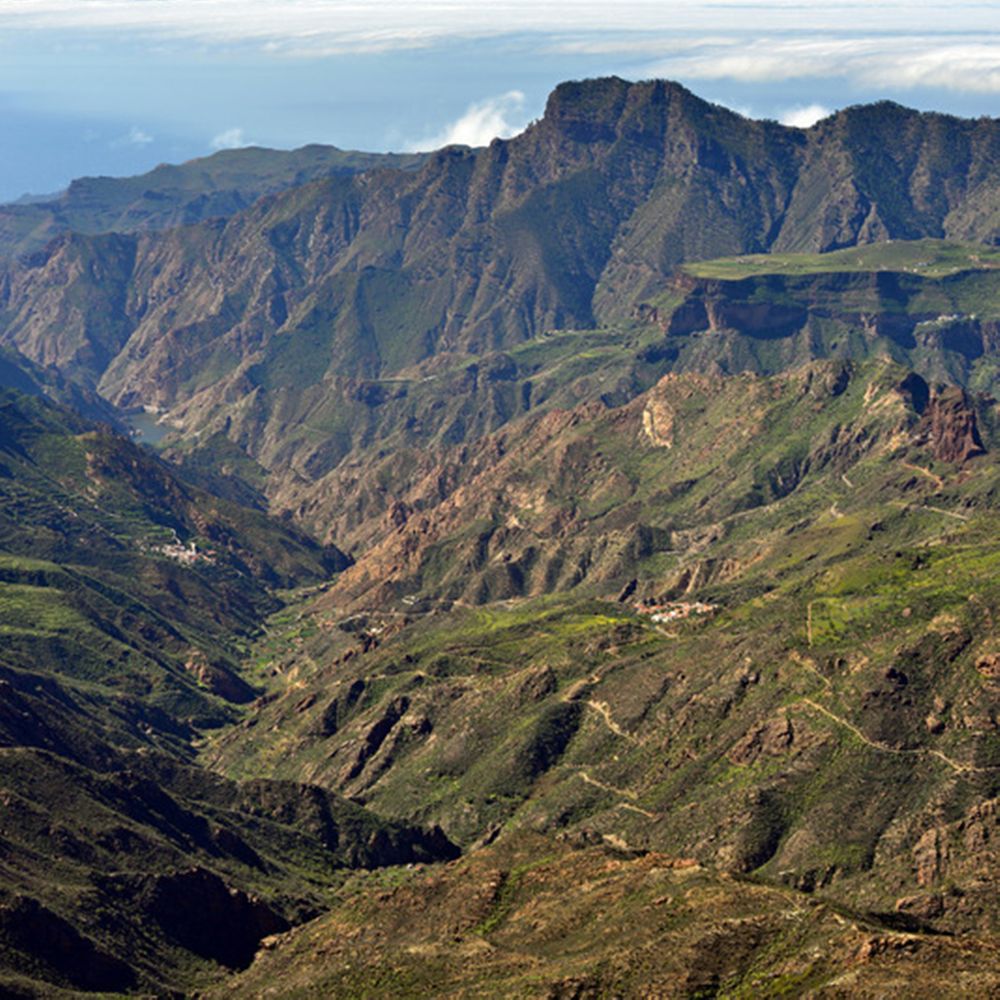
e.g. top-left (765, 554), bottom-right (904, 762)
top-left (1, 1), bottom-right (999, 201)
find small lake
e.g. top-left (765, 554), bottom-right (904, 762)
top-left (124, 411), bottom-right (173, 446)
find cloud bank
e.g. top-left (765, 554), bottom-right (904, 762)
top-left (3, 3), bottom-right (996, 52)
top-left (3, 3), bottom-right (999, 98)
top-left (645, 37), bottom-right (1000, 94)
top-left (407, 92), bottom-right (528, 151)
top-left (779, 105), bottom-right (832, 129)
top-left (211, 127), bottom-right (250, 151)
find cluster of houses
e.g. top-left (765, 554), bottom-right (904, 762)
top-left (634, 599), bottom-right (717, 624)
top-left (152, 537), bottom-right (216, 566)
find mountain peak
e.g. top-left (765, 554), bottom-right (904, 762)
top-left (536, 76), bottom-right (718, 147)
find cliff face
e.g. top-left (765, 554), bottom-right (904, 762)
top-left (2, 79), bottom-right (999, 419)
top-left (3, 80), bottom-right (1000, 593)
top-left (263, 360), bottom-right (985, 611)
top-left (4, 79), bottom-right (1000, 996)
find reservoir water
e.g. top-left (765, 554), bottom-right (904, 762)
top-left (124, 411), bottom-right (173, 446)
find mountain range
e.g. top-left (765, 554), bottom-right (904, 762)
top-left (0, 77), bottom-right (998, 996)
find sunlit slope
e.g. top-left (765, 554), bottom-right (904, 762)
top-left (217, 833), bottom-right (1000, 999)
top-left (205, 360), bottom-right (1000, 954)
top-left (0, 390), bottom-right (461, 997)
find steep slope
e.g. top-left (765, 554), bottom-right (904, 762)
top-left (3, 78), bottom-right (999, 428)
top-left (0, 750), bottom-right (457, 997)
top-left (9, 240), bottom-right (992, 579)
top-left (205, 361), bottom-right (1000, 951)
top-left (774, 101), bottom-right (1000, 253)
top-left (0, 342), bottom-right (123, 425)
top-left (0, 388), bottom-right (346, 649)
top-left (1, 78), bottom-right (1000, 995)
top-left (0, 143), bottom-right (428, 260)
top-left (0, 383), bottom-right (350, 747)
top-left (244, 305), bottom-right (1000, 605)
top-left (641, 240), bottom-right (1000, 390)
top-left (0, 389), bottom-right (459, 996)
top-left (218, 833), bottom-right (1000, 999)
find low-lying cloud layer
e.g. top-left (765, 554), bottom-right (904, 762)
top-left (407, 92), bottom-right (528, 151)
top-left (644, 36), bottom-right (1000, 94)
top-left (3, 2), bottom-right (995, 49)
top-left (4, 3), bottom-right (998, 96)
top-left (0, 0), bottom-right (996, 43)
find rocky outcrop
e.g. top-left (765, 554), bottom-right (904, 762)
top-left (140, 868), bottom-right (289, 969)
top-left (4, 79), bottom-right (1000, 423)
top-left (917, 386), bottom-right (985, 463)
top-left (184, 649), bottom-right (257, 704)
top-left (642, 269), bottom-right (995, 359)
top-left (728, 715), bottom-right (794, 766)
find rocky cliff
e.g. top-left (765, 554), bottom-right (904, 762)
top-left (3, 78), bottom-right (999, 410)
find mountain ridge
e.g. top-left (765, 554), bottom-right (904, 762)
top-left (0, 142), bottom-right (430, 261)
top-left (2, 76), bottom-right (1000, 995)
top-left (2, 78), bottom-right (998, 467)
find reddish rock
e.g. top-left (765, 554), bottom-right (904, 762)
top-left (917, 387), bottom-right (985, 464)
top-left (913, 828), bottom-right (948, 886)
top-left (895, 893), bottom-right (945, 920)
top-left (975, 654), bottom-right (1000, 680)
top-left (728, 715), bottom-right (793, 765)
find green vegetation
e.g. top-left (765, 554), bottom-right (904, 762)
top-left (215, 833), bottom-right (1000, 998)
top-left (4, 75), bottom-right (1000, 995)
top-left (0, 143), bottom-right (428, 259)
top-left (0, 387), bottom-right (462, 996)
top-left (684, 239), bottom-right (1000, 280)
top-left (202, 356), bottom-right (1000, 995)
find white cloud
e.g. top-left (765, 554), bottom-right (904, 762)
top-left (210, 127), bottom-right (249, 151)
top-left (110, 125), bottom-right (154, 147)
top-left (647, 36), bottom-right (1000, 94)
top-left (2, 3), bottom-right (996, 52)
top-left (2, 3), bottom-right (1000, 101)
top-left (779, 104), bottom-right (832, 128)
top-left (406, 91), bottom-right (528, 151)
top-left (126, 125), bottom-right (153, 145)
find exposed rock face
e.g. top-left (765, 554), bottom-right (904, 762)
top-left (142, 868), bottom-right (289, 969)
top-left (914, 828), bottom-right (949, 887)
top-left (268, 361), bottom-right (945, 610)
top-left (975, 654), bottom-right (1000, 681)
top-left (4, 79), bottom-right (1000, 416)
top-left (647, 269), bottom-right (999, 361)
top-left (918, 386), bottom-right (986, 463)
top-left (728, 715), bottom-right (794, 766)
top-left (184, 649), bottom-right (257, 704)
top-left (642, 394), bottom-right (675, 448)
top-left (895, 893), bottom-right (946, 921)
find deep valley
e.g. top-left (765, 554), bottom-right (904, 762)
top-left (0, 76), bottom-right (998, 997)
